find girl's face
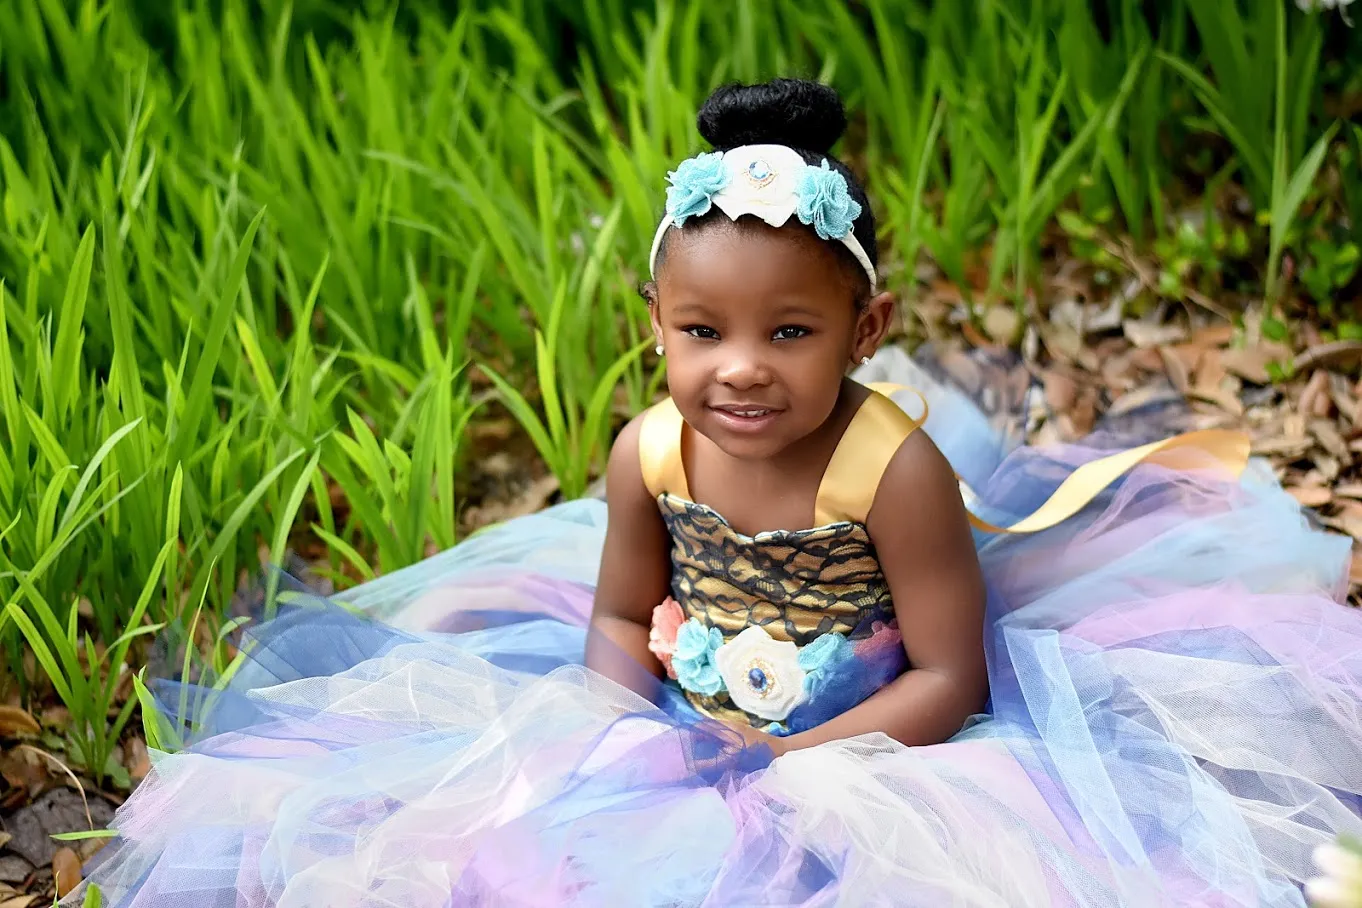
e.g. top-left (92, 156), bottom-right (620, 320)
top-left (650, 219), bottom-right (893, 461)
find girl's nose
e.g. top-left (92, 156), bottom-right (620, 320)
top-left (715, 347), bottom-right (771, 389)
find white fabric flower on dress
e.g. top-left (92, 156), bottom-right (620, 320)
top-left (713, 626), bottom-right (808, 721)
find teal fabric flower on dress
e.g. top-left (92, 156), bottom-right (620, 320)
top-left (794, 631), bottom-right (858, 724)
top-left (795, 159), bottom-right (862, 241)
top-left (672, 619), bottom-right (725, 696)
top-left (665, 152), bottom-right (729, 227)
top-left (797, 631), bottom-right (853, 676)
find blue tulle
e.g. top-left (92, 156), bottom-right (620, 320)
top-left (65, 360), bottom-right (1362, 907)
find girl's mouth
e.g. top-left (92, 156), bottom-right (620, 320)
top-left (710, 405), bottom-right (781, 432)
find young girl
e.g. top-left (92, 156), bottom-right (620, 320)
top-left (70, 80), bottom-right (1362, 908)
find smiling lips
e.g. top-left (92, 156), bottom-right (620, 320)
top-left (710, 403), bottom-right (781, 431)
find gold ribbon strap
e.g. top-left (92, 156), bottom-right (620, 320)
top-left (638, 398), bottom-right (691, 500)
top-left (962, 428), bottom-right (1250, 534)
top-left (814, 386), bottom-right (930, 526)
top-left (865, 381), bottom-right (1251, 535)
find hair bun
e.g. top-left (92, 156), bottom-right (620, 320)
top-left (697, 79), bottom-right (847, 154)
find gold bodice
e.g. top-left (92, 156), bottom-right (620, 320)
top-left (636, 383), bottom-right (1251, 731)
top-left (639, 385), bottom-right (923, 728)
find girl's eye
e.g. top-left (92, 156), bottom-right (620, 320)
top-left (773, 326), bottom-right (811, 341)
top-left (683, 326), bottom-right (719, 339)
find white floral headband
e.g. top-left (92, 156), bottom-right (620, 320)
top-left (648, 144), bottom-right (877, 289)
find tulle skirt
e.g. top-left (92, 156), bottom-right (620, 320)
top-left (69, 355), bottom-right (1362, 907)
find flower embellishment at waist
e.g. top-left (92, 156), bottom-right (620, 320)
top-left (650, 608), bottom-right (856, 722)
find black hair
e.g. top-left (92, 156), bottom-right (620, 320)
top-left (650, 78), bottom-right (877, 298)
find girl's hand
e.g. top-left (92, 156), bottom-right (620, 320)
top-left (726, 721), bottom-right (791, 758)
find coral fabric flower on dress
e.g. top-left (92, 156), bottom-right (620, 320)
top-left (713, 626), bottom-right (808, 721)
top-left (672, 619), bottom-right (726, 696)
top-left (647, 597), bottom-right (685, 680)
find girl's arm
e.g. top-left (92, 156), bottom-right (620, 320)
top-left (583, 416), bottom-right (674, 696)
top-left (778, 429), bottom-right (988, 752)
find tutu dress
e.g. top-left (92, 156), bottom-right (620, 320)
top-left (67, 358), bottom-right (1362, 907)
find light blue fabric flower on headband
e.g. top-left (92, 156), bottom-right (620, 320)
top-left (795, 159), bottom-right (862, 241)
top-left (665, 151), bottom-right (729, 226)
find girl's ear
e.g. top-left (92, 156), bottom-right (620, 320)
top-left (644, 282), bottom-right (664, 348)
top-left (850, 290), bottom-right (895, 364)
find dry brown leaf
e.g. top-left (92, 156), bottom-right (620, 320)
top-left (1252, 436), bottom-right (1314, 458)
top-left (1122, 319), bottom-right (1186, 349)
top-left (1193, 347), bottom-right (1228, 391)
top-left (0, 708), bottom-right (40, 738)
top-left (1351, 548), bottom-right (1362, 584)
top-left (1066, 387), bottom-right (1098, 437)
top-left (1311, 420), bottom-right (1352, 463)
top-left (1314, 456), bottom-right (1343, 484)
top-left (1099, 351), bottom-right (1139, 392)
top-left (1189, 323), bottom-right (1235, 347)
top-left (124, 737), bottom-right (150, 783)
top-left (960, 320), bottom-right (991, 349)
top-left (0, 897), bottom-right (41, 908)
top-left (1185, 386), bottom-right (1245, 416)
top-left (1106, 383), bottom-right (1178, 417)
top-left (1324, 501), bottom-right (1362, 539)
top-left (52, 847), bottom-right (81, 898)
top-left (1298, 370), bottom-right (1331, 419)
top-left (1127, 346), bottom-right (1164, 372)
top-left (983, 306), bottom-right (1021, 345)
top-left (39, 705), bottom-right (68, 729)
top-left (1283, 413), bottom-right (1308, 440)
top-left (1220, 343), bottom-right (1292, 384)
top-left (1287, 485), bottom-right (1332, 507)
top-left (1158, 347), bottom-right (1190, 394)
top-left (1330, 379), bottom-right (1359, 428)
top-left (1294, 340), bottom-right (1362, 372)
top-left (1042, 371), bottom-right (1077, 413)
top-left (0, 747), bottom-right (51, 796)
top-left (1332, 482), bottom-right (1362, 500)
top-left (1037, 322), bottom-right (1090, 368)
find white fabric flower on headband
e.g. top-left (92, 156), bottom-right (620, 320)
top-left (649, 144), bottom-right (876, 288)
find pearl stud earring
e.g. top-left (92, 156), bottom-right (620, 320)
top-left (655, 345), bottom-right (665, 356)
top-left (859, 356), bottom-right (871, 366)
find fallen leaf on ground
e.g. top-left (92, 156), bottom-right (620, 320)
top-left (1287, 485), bottom-right (1332, 507)
top-left (983, 305), bottom-right (1021, 345)
top-left (124, 737), bottom-right (150, 783)
top-left (1123, 319), bottom-right (1186, 349)
top-left (1220, 344), bottom-right (1292, 384)
top-left (1294, 340), bottom-right (1362, 372)
top-left (51, 848), bottom-right (79, 898)
top-left (0, 710), bottom-right (39, 738)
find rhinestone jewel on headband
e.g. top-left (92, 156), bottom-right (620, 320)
top-left (745, 158), bottom-right (776, 188)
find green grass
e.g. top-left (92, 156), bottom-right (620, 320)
top-left (0, 0), bottom-right (1357, 784)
